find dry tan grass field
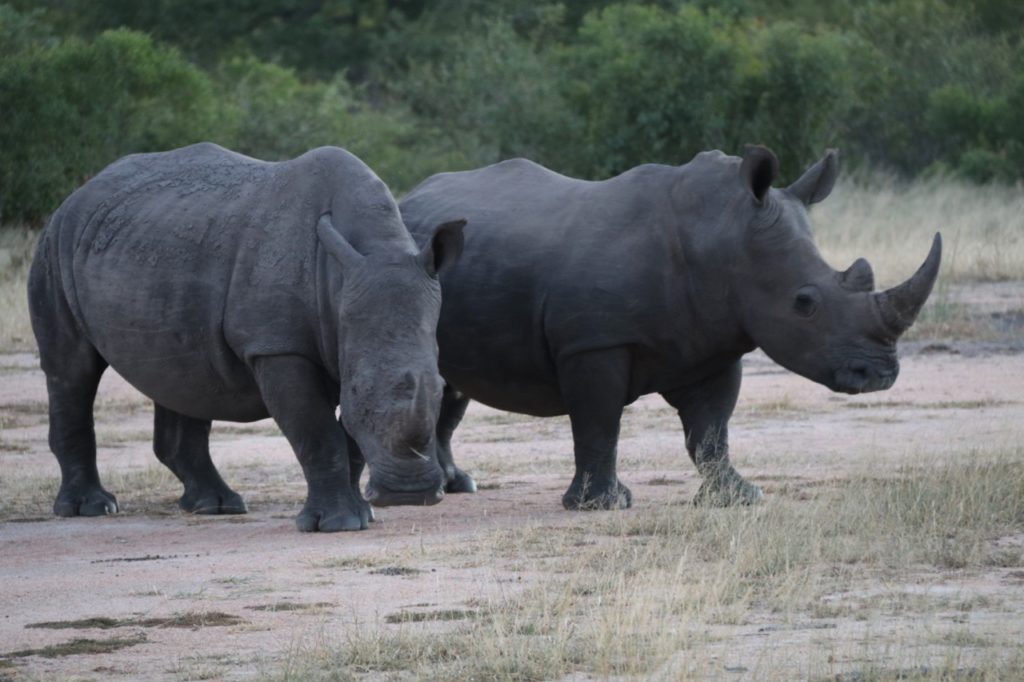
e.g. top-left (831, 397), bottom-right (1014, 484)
top-left (1, 178), bottom-right (1023, 680)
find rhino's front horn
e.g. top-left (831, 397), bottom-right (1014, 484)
top-left (874, 233), bottom-right (943, 336)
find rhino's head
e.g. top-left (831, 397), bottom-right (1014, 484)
top-left (317, 214), bottom-right (466, 505)
top-left (729, 147), bottom-right (941, 394)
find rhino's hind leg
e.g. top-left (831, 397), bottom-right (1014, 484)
top-left (254, 355), bottom-right (370, 532)
top-left (153, 405), bottom-right (246, 515)
top-left (31, 253), bottom-right (118, 517)
top-left (436, 386), bottom-right (476, 494)
top-left (559, 349), bottom-right (633, 511)
top-left (662, 361), bottom-right (763, 507)
top-left (43, 348), bottom-right (119, 517)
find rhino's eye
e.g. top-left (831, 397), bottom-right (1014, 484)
top-left (793, 286), bottom-right (820, 318)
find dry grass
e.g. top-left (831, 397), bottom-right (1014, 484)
top-left (815, 174), bottom-right (1024, 285)
top-left (0, 227), bottom-right (37, 352)
top-left (265, 448), bottom-right (1024, 681)
top-left (0, 464), bottom-right (181, 520)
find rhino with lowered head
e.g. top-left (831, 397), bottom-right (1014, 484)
top-left (29, 143), bottom-right (465, 531)
top-left (399, 146), bottom-right (941, 508)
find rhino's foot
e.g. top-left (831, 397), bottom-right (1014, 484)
top-left (180, 487), bottom-right (247, 515)
top-left (562, 477), bottom-right (633, 511)
top-left (54, 484), bottom-right (119, 517)
top-left (296, 493), bottom-right (371, 533)
top-left (444, 466), bottom-right (477, 494)
top-left (693, 465), bottom-right (763, 507)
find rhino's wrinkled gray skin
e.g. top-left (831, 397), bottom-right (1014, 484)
top-left (29, 143), bottom-right (466, 531)
top-left (400, 147), bottom-right (941, 508)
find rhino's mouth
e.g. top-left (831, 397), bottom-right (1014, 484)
top-left (364, 484), bottom-right (445, 507)
top-left (832, 357), bottom-right (899, 394)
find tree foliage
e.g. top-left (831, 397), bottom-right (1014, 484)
top-left (2, 0), bottom-right (1022, 225)
top-left (567, 5), bottom-right (738, 175)
top-left (0, 28), bottom-right (218, 223)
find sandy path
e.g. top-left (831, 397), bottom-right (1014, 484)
top-left (1, 345), bottom-right (1022, 679)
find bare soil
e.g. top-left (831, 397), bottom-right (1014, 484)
top-left (1, 282), bottom-right (1023, 680)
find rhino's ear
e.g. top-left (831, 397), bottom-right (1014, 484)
top-left (421, 219), bottom-right (466, 277)
top-left (787, 149), bottom-right (839, 206)
top-left (317, 213), bottom-right (364, 270)
top-left (740, 145), bottom-right (779, 204)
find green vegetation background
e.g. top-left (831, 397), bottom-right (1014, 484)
top-left (1, 0), bottom-right (1022, 225)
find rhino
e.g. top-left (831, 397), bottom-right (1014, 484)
top-left (399, 146), bottom-right (941, 508)
top-left (28, 143), bottom-right (465, 531)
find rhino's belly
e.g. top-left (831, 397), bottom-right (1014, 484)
top-left (442, 365), bottom-right (566, 417)
top-left (96, 331), bottom-right (268, 423)
top-left (74, 264), bottom-right (269, 421)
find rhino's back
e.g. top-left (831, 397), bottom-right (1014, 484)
top-left (40, 144), bottom-right (367, 420)
top-left (401, 159), bottom-right (695, 414)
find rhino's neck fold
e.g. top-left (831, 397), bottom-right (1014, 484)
top-left (314, 244), bottom-right (343, 383)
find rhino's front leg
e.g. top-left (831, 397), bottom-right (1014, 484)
top-left (559, 348), bottom-right (632, 510)
top-left (661, 361), bottom-right (763, 506)
top-left (254, 356), bottom-right (370, 532)
top-left (436, 385), bottom-right (476, 494)
top-left (338, 422), bottom-right (374, 522)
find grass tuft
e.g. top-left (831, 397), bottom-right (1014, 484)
top-left (267, 449), bottom-right (1024, 681)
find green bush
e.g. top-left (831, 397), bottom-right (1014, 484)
top-left (0, 3), bottom-right (56, 56)
top-left (394, 12), bottom-right (579, 174)
top-left (215, 55), bottom-right (475, 194)
top-left (0, 27), bottom-right (218, 224)
top-left (15, 0), bottom-right (405, 79)
top-left (565, 4), bottom-right (740, 176)
top-left (924, 82), bottom-right (1021, 183)
top-left (0, 19), bottom-right (470, 225)
top-left (559, 5), bottom-right (852, 180)
top-left (3, 0), bottom-right (1023, 230)
top-left (844, 0), bottom-right (1021, 176)
top-left (734, 21), bottom-right (851, 181)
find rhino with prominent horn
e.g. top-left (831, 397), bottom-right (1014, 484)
top-left (29, 143), bottom-right (466, 531)
top-left (399, 145), bottom-right (941, 508)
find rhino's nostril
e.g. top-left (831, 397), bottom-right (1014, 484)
top-left (849, 362), bottom-right (869, 381)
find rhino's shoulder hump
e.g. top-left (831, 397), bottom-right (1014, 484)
top-left (85, 143), bottom-right (266, 195)
top-left (121, 142), bottom-right (259, 169)
top-left (291, 146), bottom-right (375, 177)
top-left (683, 149), bottom-right (741, 174)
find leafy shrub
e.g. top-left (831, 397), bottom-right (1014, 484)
top-left (844, 0), bottom-right (1021, 176)
top-left (394, 13), bottom-right (579, 174)
top-left (734, 21), bottom-right (851, 181)
top-left (0, 27), bottom-right (218, 223)
top-left (0, 3), bottom-right (56, 56)
top-left (215, 55), bottom-right (475, 194)
top-left (565, 4), bottom-right (740, 176)
top-left (560, 5), bottom-right (852, 180)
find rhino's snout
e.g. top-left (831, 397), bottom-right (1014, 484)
top-left (364, 484), bottom-right (445, 508)
top-left (833, 358), bottom-right (899, 394)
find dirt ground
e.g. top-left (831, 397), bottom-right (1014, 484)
top-left (1, 282), bottom-right (1023, 681)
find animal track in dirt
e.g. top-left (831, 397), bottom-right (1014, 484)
top-left (90, 553), bottom-right (203, 564)
top-left (368, 566), bottom-right (428, 576)
top-left (245, 602), bottom-right (334, 612)
top-left (2, 636), bottom-right (147, 660)
top-left (26, 612), bottom-right (246, 630)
